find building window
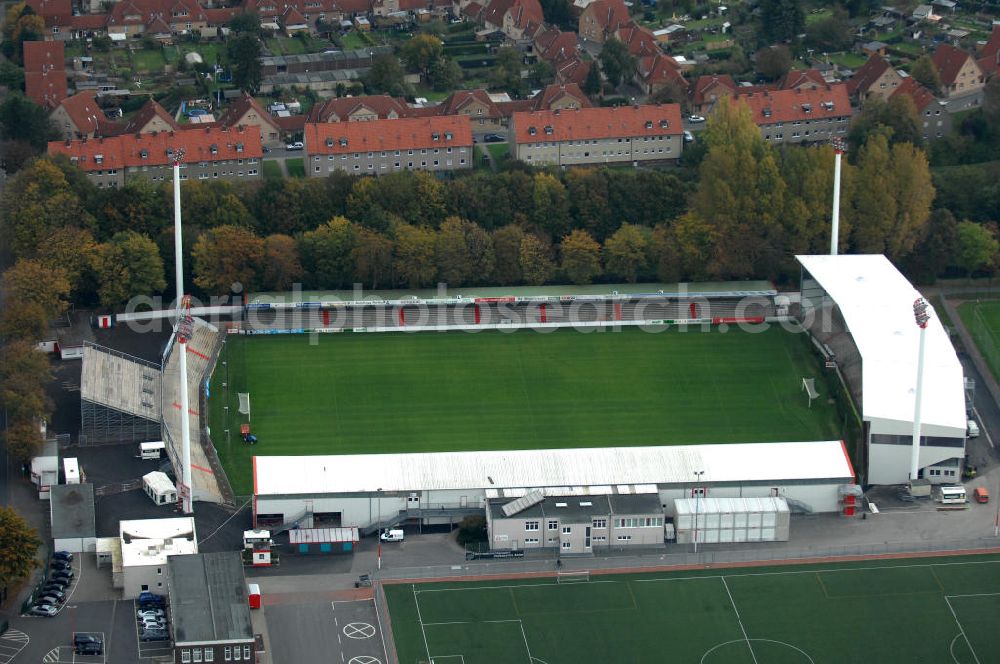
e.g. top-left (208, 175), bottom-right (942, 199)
top-left (194, 649), bottom-right (203, 662)
top-left (205, 649), bottom-right (215, 662)
top-left (525, 537), bottom-right (539, 544)
top-left (182, 651), bottom-right (191, 663)
top-left (224, 647), bottom-right (232, 661)
top-left (243, 646), bottom-right (251, 659)
top-left (233, 646), bottom-right (242, 661)
top-left (525, 521), bottom-right (539, 531)
top-left (617, 535), bottom-right (632, 541)
top-left (592, 519), bottom-right (606, 529)
top-left (561, 526), bottom-right (571, 534)
top-left (547, 520), bottom-right (558, 530)
top-left (561, 542), bottom-right (571, 549)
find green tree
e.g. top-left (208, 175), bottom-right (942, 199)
top-left (95, 177), bottom-right (170, 239)
top-left (394, 223), bottom-right (438, 288)
top-left (603, 224), bottom-right (649, 283)
top-left (565, 169), bottom-right (611, 240)
top-left (983, 75), bottom-right (1000, 125)
top-left (0, 341), bottom-right (51, 423)
top-left (598, 38), bottom-right (636, 90)
top-left (41, 226), bottom-right (99, 298)
top-left (649, 223), bottom-right (680, 282)
top-left (192, 225), bottom-right (266, 293)
top-left (2, 259), bottom-right (70, 319)
top-left (493, 225), bottom-right (525, 284)
top-left (539, 0), bottom-right (575, 30)
top-left (228, 33), bottom-right (262, 93)
top-left (0, 300), bottom-right (48, 342)
top-left (848, 94), bottom-right (923, 150)
top-left (0, 92), bottom-right (58, 150)
top-left (228, 12), bottom-right (262, 35)
top-left (559, 229), bottom-right (602, 284)
top-left (0, 61), bottom-right (25, 91)
top-left (754, 46), bottom-right (792, 81)
top-left (298, 217), bottom-right (356, 289)
top-left (531, 172), bottom-right (571, 240)
top-left (351, 226), bottom-right (394, 290)
top-left (804, 12), bottom-right (852, 52)
top-left (0, 506), bottom-right (41, 590)
top-left (94, 232), bottom-right (166, 306)
top-left (456, 514), bottom-right (487, 546)
top-left (669, 212), bottom-right (719, 281)
top-left (4, 419), bottom-right (45, 463)
top-left (262, 234), bottom-right (303, 291)
top-left (435, 216), bottom-right (494, 287)
top-left (759, 0), bottom-right (804, 43)
top-left (429, 56), bottom-right (463, 92)
top-left (365, 54), bottom-right (409, 97)
top-left (529, 59), bottom-right (555, 89)
top-left (518, 234), bottom-right (554, 285)
top-left (400, 34), bottom-right (444, 79)
top-left (953, 221), bottom-right (999, 278)
top-left (491, 47), bottom-right (525, 96)
top-left (910, 55), bottom-right (941, 96)
top-left (582, 62), bottom-right (602, 96)
top-left (902, 208), bottom-right (958, 283)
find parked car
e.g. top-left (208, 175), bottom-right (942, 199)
top-left (286, 141), bottom-right (304, 150)
top-left (42, 581), bottom-right (68, 593)
top-left (140, 628), bottom-right (170, 642)
top-left (137, 609), bottom-right (165, 620)
top-left (137, 591), bottom-right (165, 608)
top-left (76, 641), bottom-right (103, 655)
top-left (380, 528), bottom-right (404, 542)
top-left (53, 551), bottom-right (74, 562)
top-left (51, 570), bottom-right (74, 581)
top-left (262, 146), bottom-right (272, 153)
top-left (141, 619), bottom-right (166, 631)
top-left (482, 133), bottom-right (505, 143)
top-left (38, 591), bottom-right (65, 604)
top-left (26, 604), bottom-right (58, 617)
top-left (74, 633), bottom-right (102, 647)
top-left (50, 560), bottom-right (72, 571)
top-left (687, 115), bottom-right (706, 123)
top-left (683, 130), bottom-right (694, 143)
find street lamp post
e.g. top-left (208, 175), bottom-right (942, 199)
top-left (693, 470), bottom-right (705, 554)
top-left (376, 487), bottom-right (383, 570)
top-left (910, 298), bottom-right (932, 483)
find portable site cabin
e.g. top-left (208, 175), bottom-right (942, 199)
top-left (288, 527), bottom-right (360, 554)
top-left (671, 497), bottom-right (791, 544)
top-left (63, 458), bottom-right (81, 484)
top-left (140, 441), bottom-right (166, 460)
top-left (143, 471), bottom-right (178, 506)
top-left (31, 437), bottom-right (59, 499)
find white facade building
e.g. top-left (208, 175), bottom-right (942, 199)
top-left (252, 441), bottom-right (855, 530)
top-left (797, 255), bottom-right (967, 485)
top-left (118, 517), bottom-right (198, 599)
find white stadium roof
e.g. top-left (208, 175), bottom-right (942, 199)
top-left (796, 254), bottom-right (965, 436)
top-left (253, 441), bottom-right (854, 496)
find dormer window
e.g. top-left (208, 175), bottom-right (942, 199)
top-left (326, 138), bottom-right (334, 148)
top-left (140, 149), bottom-right (148, 159)
top-left (339, 137), bottom-right (348, 147)
top-left (645, 120), bottom-right (653, 129)
top-left (763, 108), bottom-right (772, 118)
top-left (94, 154), bottom-right (104, 164)
top-left (802, 104), bottom-right (812, 113)
top-left (528, 126), bottom-right (537, 135)
top-left (236, 143), bottom-right (244, 152)
top-left (659, 120), bottom-right (668, 128)
top-left (210, 144), bottom-right (219, 154)
top-left (822, 101), bottom-right (834, 111)
top-left (544, 125), bottom-right (553, 135)
top-left (432, 132), bottom-right (440, 141)
top-left (444, 132), bottom-right (453, 140)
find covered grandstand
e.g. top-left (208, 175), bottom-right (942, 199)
top-left (796, 254), bottom-right (966, 485)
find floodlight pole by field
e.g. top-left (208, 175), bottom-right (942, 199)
top-left (910, 298), bottom-right (931, 484)
top-left (830, 138), bottom-right (845, 256)
top-left (172, 149), bottom-right (194, 515)
top-left (377, 488), bottom-right (383, 570)
top-left (693, 470), bottom-right (705, 554)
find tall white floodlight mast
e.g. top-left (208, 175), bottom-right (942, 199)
top-left (172, 149), bottom-right (194, 514)
top-left (910, 298), bottom-right (932, 484)
top-left (830, 138), bottom-right (845, 256)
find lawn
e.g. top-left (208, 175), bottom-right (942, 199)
top-left (384, 554), bottom-right (1000, 664)
top-left (208, 326), bottom-right (841, 495)
top-left (827, 52), bottom-right (867, 69)
top-left (285, 157), bottom-right (306, 177)
top-left (959, 300), bottom-right (1000, 383)
top-left (131, 48), bottom-right (166, 73)
top-left (261, 160), bottom-right (282, 178)
top-left (338, 31), bottom-right (370, 49)
top-left (487, 142), bottom-right (509, 161)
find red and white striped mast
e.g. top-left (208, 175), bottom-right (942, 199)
top-left (172, 148), bottom-right (194, 514)
top-left (830, 138), bottom-right (845, 255)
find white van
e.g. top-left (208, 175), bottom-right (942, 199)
top-left (140, 441), bottom-right (166, 460)
top-left (936, 485), bottom-right (967, 505)
top-left (967, 419), bottom-right (980, 438)
top-left (380, 529), bottom-right (404, 542)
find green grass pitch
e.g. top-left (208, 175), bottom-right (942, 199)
top-left (384, 555), bottom-right (1000, 664)
top-left (208, 326), bottom-right (841, 495)
top-left (959, 300), bottom-right (1000, 384)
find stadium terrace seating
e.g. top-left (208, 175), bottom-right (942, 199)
top-left (81, 344), bottom-right (161, 421)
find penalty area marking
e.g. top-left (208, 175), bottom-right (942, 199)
top-left (700, 639), bottom-right (815, 664)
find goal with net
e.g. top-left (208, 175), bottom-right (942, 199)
top-left (556, 570), bottom-right (590, 583)
top-left (238, 393), bottom-right (251, 421)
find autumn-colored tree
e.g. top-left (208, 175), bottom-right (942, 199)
top-left (648, 223), bottom-right (680, 283)
top-left (531, 173), bottom-right (572, 239)
top-left (669, 212), bottom-right (719, 281)
top-left (0, 505), bottom-right (41, 589)
top-left (901, 208), bottom-right (958, 284)
top-left (95, 177), bottom-right (169, 239)
top-left (4, 418), bottom-right (45, 462)
top-left (2, 259), bottom-right (71, 319)
top-left (0, 341), bottom-right (51, 423)
top-left (564, 169), bottom-right (612, 240)
top-left (262, 234), bottom-right (304, 292)
top-left (94, 231), bottom-right (166, 306)
top-left (493, 225), bottom-right (525, 285)
top-left (298, 217), bottom-right (356, 289)
top-left (192, 225), bottom-right (266, 294)
top-left (41, 226), bottom-right (99, 294)
top-left (351, 227), bottom-right (394, 290)
top-left (400, 33), bottom-right (444, 79)
top-left (519, 234), bottom-right (554, 285)
top-left (778, 145), bottom-right (848, 259)
top-left (0, 300), bottom-right (48, 342)
top-left (394, 223), bottom-right (438, 288)
top-left (435, 217), bottom-right (495, 287)
top-left (603, 224), bottom-right (650, 283)
top-left (559, 229), bottom-right (602, 285)
top-left (953, 221), bottom-right (999, 278)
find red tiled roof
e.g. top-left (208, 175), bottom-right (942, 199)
top-left (304, 116), bottom-right (473, 154)
top-left (639, 53), bottom-right (686, 89)
top-left (535, 27), bottom-right (579, 64)
top-left (122, 99), bottom-right (179, 134)
top-left (274, 115), bottom-right (305, 132)
top-left (482, 0), bottom-right (543, 30)
top-left (307, 95), bottom-right (411, 122)
top-left (733, 84), bottom-right (851, 125)
top-left (437, 89), bottom-right (501, 117)
top-left (977, 26), bottom-right (1000, 77)
top-left (464, 2), bottom-right (484, 18)
top-left (931, 43), bottom-right (976, 86)
top-left (890, 77), bottom-right (938, 113)
top-left (47, 125), bottom-right (264, 171)
top-left (204, 7), bottom-right (238, 23)
top-left (581, 0), bottom-right (629, 33)
top-left (23, 41), bottom-right (67, 109)
top-left (691, 74), bottom-right (736, 106)
top-left (846, 55), bottom-right (893, 96)
top-left (555, 56), bottom-right (590, 85)
top-left (781, 68), bottom-right (826, 90)
top-left (70, 13), bottom-right (109, 29)
top-left (217, 92), bottom-right (280, 131)
top-left (512, 104), bottom-right (682, 144)
top-left (25, 0), bottom-right (72, 27)
top-left (615, 21), bottom-right (659, 57)
top-left (532, 82), bottom-right (591, 110)
top-left (55, 91), bottom-right (106, 136)
top-left (282, 5), bottom-right (307, 25)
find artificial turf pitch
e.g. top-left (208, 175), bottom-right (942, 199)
top-left (209, 326), bottom-right (840, 495)
top-left (384, 554), bottom-right (1000, 664)
top-left (959, 300), bottom-right (1000, 384)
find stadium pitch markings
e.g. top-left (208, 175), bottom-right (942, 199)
top-left (944, 596), bottom-right (983, 664)
top-left (721, 577), bottom-right (759, 664)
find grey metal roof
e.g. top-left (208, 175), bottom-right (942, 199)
top-left (259, 45), bottom-right (391, 67)
top-left (49, 484), bottom-right (96, 539)
top-left (167, 552), bottom-right (253, 645)
top-left (489, 493), bottom-right (661, 522)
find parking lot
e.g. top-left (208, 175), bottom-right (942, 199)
top-left (264, 597), bottom-right (387, 664)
